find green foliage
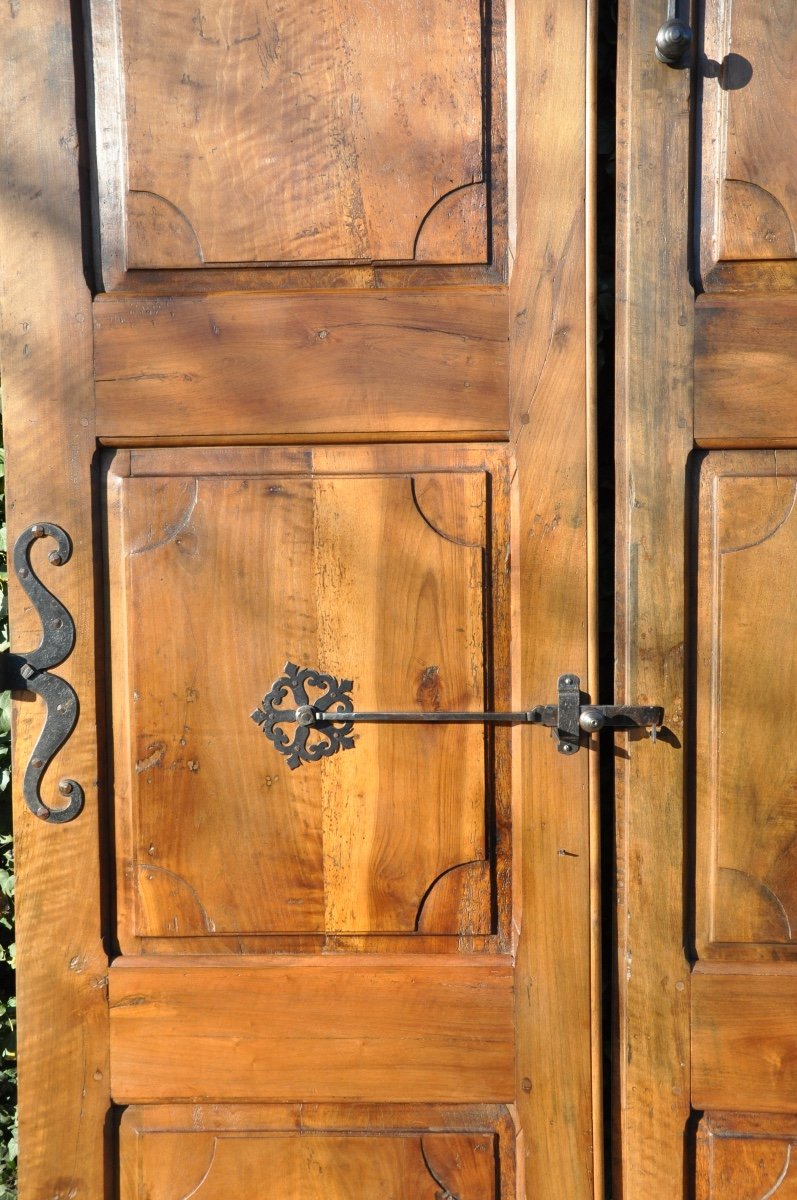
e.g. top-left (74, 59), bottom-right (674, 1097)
top-left (0, 436), bottom-right (17, 1196)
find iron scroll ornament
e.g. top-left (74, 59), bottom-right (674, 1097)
top-left (8, 524), bottom-right (84, 822)
top-left (252, 664), bottom-right (665, 768)
top-left (251, 662), bottom-right (356, 770)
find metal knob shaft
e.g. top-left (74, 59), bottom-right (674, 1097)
top-left (655, 17), bottom-right (691, 66)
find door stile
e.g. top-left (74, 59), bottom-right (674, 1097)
top-left (510, 1), bottom-right (602, 1195)
top-left (0, 1), bottom-right (109, 1196)
top-left (615, 0), bottom-right (694, 1192)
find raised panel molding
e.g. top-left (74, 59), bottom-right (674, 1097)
top-left (697, 453), bottom-right (797, 958)
top-left (701, 0), bottom-right (797, 288)
top-left (697, 1114), bottom-right (797, 1200)
top-left (105, 445), bottom-right (512, 953)
top-left (120, 1105), bottom-right (516, 1200)
top-left (89, 0), bottom-right (507, 288)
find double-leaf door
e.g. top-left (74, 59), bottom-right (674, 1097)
top-left (617, 1), bottom-right (797, 1195)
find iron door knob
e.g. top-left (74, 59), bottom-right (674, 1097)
top-left (655, 17), bottom-right (691, 66)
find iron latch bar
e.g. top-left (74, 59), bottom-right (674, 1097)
top-left (252, 663), bottom-right (664, 769)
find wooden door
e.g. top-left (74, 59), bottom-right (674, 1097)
top-left (617, 1), bottom-right (797, 1194)
top-left (0, 2), bottom-right (600, 1197)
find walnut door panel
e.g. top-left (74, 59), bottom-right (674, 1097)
top-left (659, 159), bottom-right (797, 1191)
top-left (4, 0), bottom-right (598, 1191)
top-left (694, 295), bottom-right (797, 447)
top-left (692, 14), bottom-right (797, 1186)
top-left (92, 290), bottom-right (510, 441)
top-left (693, 2), bottom-right (797, 1128)
top-left (105, 445), bottom-right (511, 953)
top-left (697, 1114), bottom-right (797, 1200)
top-left (700, 0), bottom-right (797, 290)
top-left (88, 0), bottom-right (507, 290)
top-left (693, 965), bottom-right (797, 1113)
top-left (694, 452), bottom-right (797, 1194)
top-left (696, 452), bottom-right (797, 962)
top-left (120, 1105), bottom-right (516, 1200)
top-left (695, 3), bottom-right (797, 448)
top-left (109, 956), bottom-right (514, 1103)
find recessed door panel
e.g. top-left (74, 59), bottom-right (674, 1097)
top-left (106, 447), bottom-right (511, 950)
top-left (697, 453), bottom-right (797, 957)
top-left (120, 1105), bottom-right (515, 1200)
top-left (89, 0), bottom-right (507, 288)
top-left (701, 0), bottom-right (797, 288)
top-left (696, 1113), bottom-right (797, 1200)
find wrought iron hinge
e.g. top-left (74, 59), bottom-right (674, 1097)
top-left (252, 663), bottom-right (664, 770)
top-left (1, 524), bottom-right (84, 822)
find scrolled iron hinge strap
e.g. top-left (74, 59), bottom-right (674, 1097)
top-left (252, 663), bottom-right (665, 770)
top-left (5, 524), bottom-right (84, 822)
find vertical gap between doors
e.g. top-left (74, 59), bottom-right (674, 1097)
top-left (596, 1), bottom-right (618, 1195)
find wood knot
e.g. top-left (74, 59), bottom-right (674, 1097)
top-left (416, 665), bottom-right (441, 711)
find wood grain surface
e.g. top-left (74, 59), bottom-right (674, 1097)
top-left (106, 454), bottom-right (502, 947)
top-left (0, 2), bottom-right (109, 1198)
top-left (508, 0), bottom-right (601, 1194)
top-left (125, 1132), bottom-right (497, 1200)
top-left (689, 10), bottom-right (797, 1185)
top-left (701, 0), bottom-right (797, 288)
top-left (695, 296), bottom-right (797, 446)
top-left (94, 291), bottom-right (510, 439)
top-left (696, 452), bottom-right (797, 958)
top-left (615, 0), bottom-right (693, 1191)
top-left (109, 442), bottom-right (514, 957)
top-left (5, 0), bottom-right (598, 1193)
top-left (121, 1104), bottom-right (517, 1200)
top-left (692, 963), bottom-right (797, 1113)
top-left (697, 1113), bottom-right (797, 1200)
top-left (109, 955), bottom-right (514, 1103)
top-left (121, 0), bottom-right (486, 267)
top-left (86, 0), bottom-right (512, 289)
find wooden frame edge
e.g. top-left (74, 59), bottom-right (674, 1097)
top-left (0, 1), bottom-right (109, 1197)
top-left (510, 0), bottom-right (601, 1195)
top-left (614, 0), bottom-right (694, 1194)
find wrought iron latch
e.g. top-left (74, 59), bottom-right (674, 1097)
top-left (252, 663), bottom-right (664, 769)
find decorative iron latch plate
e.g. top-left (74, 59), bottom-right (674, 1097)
top-left (252, 663), bottom-right (664, 769)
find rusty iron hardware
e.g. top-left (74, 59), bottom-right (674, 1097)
top-left (2, 524), bottom-right (84, 822)
top-left (252, 663), bottom-right (664, 769)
